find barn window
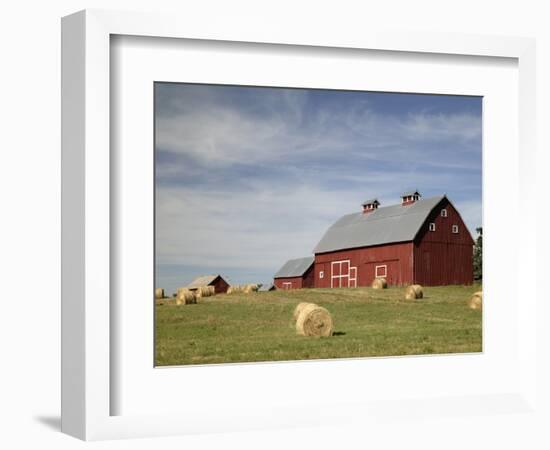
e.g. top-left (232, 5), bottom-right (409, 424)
top-left (441, 209), bottom-right (448, 217)
top-left (319, 271), bottom-right (324, 279)
top-left (282, 282), bottom-right (292, 290)
top-left (452, 225), bottom-right (459, 233)
top-left (375, 265), bottom-right (387, 278)
top-left (429, 222), bottom-right (436, 232)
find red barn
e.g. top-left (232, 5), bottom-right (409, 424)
top-left (187, 274), bottom-right (230, 294)
top-left (313, 192), bottom-right (474, 287)
top-left (273, 256), bottom-right (314, 290)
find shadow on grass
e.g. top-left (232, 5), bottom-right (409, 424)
top-left (332, 331), bottom-right (346, 336)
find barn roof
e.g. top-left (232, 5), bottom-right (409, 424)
top-left (258, 282), bottom-right (275, 291)
top-left (274, 256), bottom-right (314, 278)
top-left (187, 274), bottom-right (222, 288)
top-left (313, 196), bottom-right (445, 254)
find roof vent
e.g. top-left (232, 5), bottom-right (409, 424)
top-left (401, 190), bottom-right (421, 206)
top-left (361, 198), bottom-right (380, 214)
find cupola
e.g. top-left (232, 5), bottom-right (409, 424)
top-left (361, 198), bottom-right (380, 214)
top-left (401, 190), bottom-right (421, 206)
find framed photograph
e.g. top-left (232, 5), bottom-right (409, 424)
top-left (62, 9), bottom-right (538, 441)
top-left (153, 82), bottom-right (483, 367)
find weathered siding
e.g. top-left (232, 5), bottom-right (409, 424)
top-left (314, 242), bottom-right (414, 287)
top-left (413, 198), bottom-right (474, 285)
top-left (273, 263), bottom-right (314, 289)
top-left (212, 276), bottom-right (230, 294)
top-left (273, 276), bottom-right (303, 289)
top-left (302, 264), bottom-right (315, 288)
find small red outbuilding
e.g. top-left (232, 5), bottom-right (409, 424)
top-left (187, 274), bottom-right (230, 294)
top-left (273, 256), bottom-right (314, 290)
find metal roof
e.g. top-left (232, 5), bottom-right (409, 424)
top-left (187, 274), bottom-right (222, 288)
top-left (313, 196), bottom-right (445, 254)
top-left (274, 256), bottom-right (314, 278)
top-left (258, 282), bottom-right (275, 291)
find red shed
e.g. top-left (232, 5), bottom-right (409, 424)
top-left (187, 274), bottom-right (230, 294)
top-left (313, 192), bottom-right (474, 287)
top-left (273, 256), bottom-right (314, 290)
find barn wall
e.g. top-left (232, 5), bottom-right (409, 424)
top-left (413, 198), bottom-right (474, 285)
top-left (302, 265), bottom-right (315, 288)
top-left (212, 277), bottom-right (229, 294)
top-left (273, 276), bottom-right (303, 289)
top-left (314, 242), bottom-right (414, 287)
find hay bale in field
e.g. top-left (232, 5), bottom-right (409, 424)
top-left (293, 302), bottom-right (316, 321)
top-left (176, 287), bottom-right (190, 297)
top-left (243, 284), bottom-right (259, 294)
top-left (405, 284), bottom-right (423, 300)
top-left (227, 285), bottom-right (245, 294)
top-left (195, 285), bottom-right (215, 298)
top-left (371, 277), bottom-right (387, 289)
top-left (468, 291), bottom-right (483, 310)
top-left (155, 288), bottom-right (165, 299)
top-left (176, 290), bottom-right (197, 305)
top-left (296, 303), bottom-right (334, 337)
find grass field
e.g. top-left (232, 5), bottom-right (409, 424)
top-left (155, 285), bottom-right (482, 366)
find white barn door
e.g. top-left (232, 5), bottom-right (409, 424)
top-left (331, 260), bottom-right (357, 288)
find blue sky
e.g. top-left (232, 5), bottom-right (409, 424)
top-left (155, 83), bottom-right (482, 295)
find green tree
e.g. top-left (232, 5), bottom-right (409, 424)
top-left (473, 227), bottom-right (482, 281)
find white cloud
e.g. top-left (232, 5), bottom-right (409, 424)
top-left (400, 112), bottom-right (481, 143)
top-left (155, 185), bottom-right (350, 269)
top-left (156, 90), bottom-right (482, 172)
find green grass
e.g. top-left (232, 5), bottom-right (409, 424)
top-left (155, 284), bottom-right (482, 366)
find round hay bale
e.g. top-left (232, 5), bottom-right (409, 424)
top-left (371, 277), bottom-right (387, 289)
top-left (195, 285), bottom-right (215, 298)
top-left (244, 284), bottom-right (258, 294)
top-left (296, 304), bottom-right (334, 337)
top-left (228, 285), bottom-right (245, 294)
top-left (155, 288), bottom-right (165, 299)
top-left (176, 287), bottom-right (190, 297)
top-left (468, 291), bottom-right (483, 310)
top-left (188, 291), bottom-right (197, 304)
top-left (176, 290), bottom-right (196, 305)
top-left (293, 302), bottom-right (317, 321)
top-left (405, 284), bottom-right (423, 300)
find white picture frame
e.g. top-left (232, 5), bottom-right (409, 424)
top-left (61, 9), bottom-right (538, 441)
